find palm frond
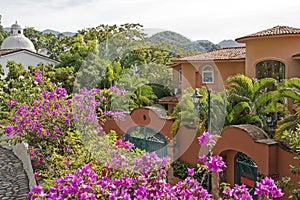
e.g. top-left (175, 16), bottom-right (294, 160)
top-left (281, 89), bottom-right (300, 102)
top-left (255, 90), bottom-right (283, 112)
top-left (226, 74), bottom-right (253, 97)
top-left (227, 102), bottom-right (251, 125)
top-left (252, 78), bottom-right (277, 100)
top-left (276, 115), bottom-right (300, 137)
top-left (239, 115), bottom-right (263, 126)
top-left (285, 78), bottom-right (300, 91)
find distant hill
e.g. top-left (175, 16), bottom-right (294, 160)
top-left (4, 25), bottom-right (242, 50)
top-left (42, 29), bottom-right (60, 35)
top-left (61, 31), bottom-right (76, 36)
top-left (148, 31), bottom-right (220, 52)
top-left (42, 29), bottom-right (76, 36)
top-left (142, 28), bottom-right (165, 37)
top-left (218, 40), bottom-right (245, 48)
top-left (4, 27), bottom-right (75, 36)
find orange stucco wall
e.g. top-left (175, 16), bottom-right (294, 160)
top-left (104, 108), bottom-right (174, 143)
top-left (104, 111), bottom-right (299, 199)
top-left (178, 61), bottom-right (245, 92)
top-left (213, 126), bottom-right (300, 199)
top-left (243, 36), bottom-right (300, 79)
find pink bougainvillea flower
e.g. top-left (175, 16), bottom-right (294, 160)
top-left (4, 126), bottom-right (14, 136)
top-left (255, 177), bottom-right (284, 198)
top-left (198, 131), bottom-right (216, 146)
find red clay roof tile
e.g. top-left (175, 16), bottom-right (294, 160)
top-left (236, 26), bottom-right (300, 41)
top-left (172, 47), bottom-right (246, 61)
top-left (158, 96), bottom-right (178, 103)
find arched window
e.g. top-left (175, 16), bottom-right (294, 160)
top-left (256, 60), bottom-right (285, 82)
top-left (202, 65), bottom-right (214, 83)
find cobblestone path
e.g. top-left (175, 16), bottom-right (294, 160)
top-left (0, 146), bottom-right (30, 199)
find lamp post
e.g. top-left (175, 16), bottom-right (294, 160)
top-left (192, 88), bottom-right (212, 194)
top-left (191, 89), bottom-right (202, 110)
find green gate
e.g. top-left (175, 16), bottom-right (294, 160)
top-left (125, 126), bottom-right (167, 158)
top-left (235, 152), bottom-right (258, 199)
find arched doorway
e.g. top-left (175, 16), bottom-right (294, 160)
top-left (235, 152), bottom-right (258, 199)
top-left (125, 126), bottom-right (167, 158)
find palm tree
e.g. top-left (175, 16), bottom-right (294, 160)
top-left (276, 78), bottom-right (300, 137)
top-left (116, 74), bottom-right (157, 109)
top-left (225, 74), bottom-right (284, 128)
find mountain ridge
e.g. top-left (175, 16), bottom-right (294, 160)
top-left (4, 27), bottom-right (244, 50)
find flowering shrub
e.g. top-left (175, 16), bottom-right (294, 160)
top-left (223, 184), bottom-right (252, 200)
top-left (3, 82), bottom-right (131, 187)
top-left (255, 177), bottom-right (284, 198)
top-left (28, 164), bottom-right (213, 200)
top-left (27, 130), bottom-right (285, 199)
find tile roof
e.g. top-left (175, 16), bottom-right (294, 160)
top-left (172, 47), bottom-right (246, 62)
top-left (236, 26), bottom-right (300, 41)
top-left (0, 49), bottom-right (22, 56)
top-left (158, 96), bottom-right (178, 103)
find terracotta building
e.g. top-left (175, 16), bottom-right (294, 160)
top-left (170, 25), bottom-right (300, 94)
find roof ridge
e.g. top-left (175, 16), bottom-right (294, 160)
top-left (236, 25), bottom-right (300, 41)
top-left (207, 46), bottom-right (245, 52)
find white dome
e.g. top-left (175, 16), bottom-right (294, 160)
top-left (1, 35), bottom-right (36, 52)
top-left (1, 22), bottom-right (36, 52)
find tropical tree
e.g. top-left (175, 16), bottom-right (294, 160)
top-left (171, 87), bottom-right (206, 135)
top-left (0, 24), bottom-right (9, 44)
top-left (225, 74), bottom-right (284, 128)
top-left (276, 78), bottom-right (300, 137)
top-left (171, 87), bottom-right (226, 135)
top-left (117, 74), bottom-right (157, 109)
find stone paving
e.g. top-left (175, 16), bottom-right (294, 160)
top-left (0, 146), bottom-right (30, 199)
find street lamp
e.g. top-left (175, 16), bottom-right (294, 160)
top-left (191, 89), bottom-right (202, 110)
top-left (191, 88), bottom-right (212, 193)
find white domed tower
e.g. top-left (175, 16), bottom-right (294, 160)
top-left (1, 21), bottom-right (36, 52)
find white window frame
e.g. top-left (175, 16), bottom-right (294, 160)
top-left (202, 65), bottom-right (214, 83)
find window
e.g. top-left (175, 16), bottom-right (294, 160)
top-left (256, 60), bottom-right (285, 82)
top-left (179, 67), bottom-right (182, 85)
top-left (202, 65), bottom-right (214, 83)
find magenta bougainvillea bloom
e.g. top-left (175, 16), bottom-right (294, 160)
top-left (223, 184), bottom-right (252, 200)
top-left (33, 70), bottom-right (43, 84)
top-left (198, 131), bottom-right (216, 146)
top-left (187, 168), bottom-right (194, 176)
top-left (4, 126), bottom-right (14, 136)
top-left (254, 177), bottom-right (284, 198)
top-left (199, 155), bottom-right (226, 172)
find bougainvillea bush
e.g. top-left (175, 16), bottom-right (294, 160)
top-left (26, 130), bottom-right (283, 199)
top-left (1, 70), bottom-right (134, 187)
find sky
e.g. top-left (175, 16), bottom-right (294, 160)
top-left (1, 0), bottom-right (300, 43)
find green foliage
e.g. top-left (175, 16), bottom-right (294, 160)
top-left (278, 124), bottom-right (300, 199)
top-left (0, 24), bottom-right (9, 44)
top-left (171, 160), bottom-right (207, 187)
top-left (147, 83), bottom-right (173, 99)
top-left (57, 34), bottom-right (97, 72)
top-left (171, 88), bottom-right (203, 134)
top-left (276, 78), bottom-right (300, 137)
top-left (5, 61), bottom-right (26, 80)
top-left (225, 74), bottom-right (284, 130)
